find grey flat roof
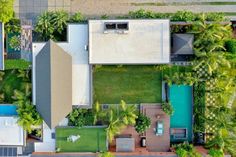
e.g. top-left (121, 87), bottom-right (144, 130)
top-left (89, 19), bottom-right (170, 64)
top-left (0, 23), bottom-right (4, 70)
top-left (35, 40), bottom-right (72, 128)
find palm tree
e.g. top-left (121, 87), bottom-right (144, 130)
top-left (119, 100), bottom-right (137, 125)
top-left (93, 101), bottom-right (101, 125)
top-left (51, 11), bottom-right (69, 34)
top-left (192, 19), bottom-right (232, 53)
top-left (106, 109), bottom-right (124, 142)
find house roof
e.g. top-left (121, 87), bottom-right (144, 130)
top-left (89, 19), bottom-right (170, 64)
top-left (172, 33), bottom-right (194, 55)
top-left (35, 40), bottom-right (72, 128)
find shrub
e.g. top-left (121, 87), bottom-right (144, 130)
top-left (208, 148), bottom-right (224, 157)
top-left (171, 10), bottom-right (195, 22)
top-left (162, 101), bottom-right (174, 115)
top-left (176, 148), bottom-right (188, 157)
top-left (225, 39), bottom-right (236, 54)
top-left (135, 113), bottom-right (151, 133)
top-left (173, 142), bottom-right (201, 157)
top-left (9, 35), bottom-right (21, 51)
top-left (70, 12), bottom-right (85, 23)
top-left (5, 18), bottom-right (21, 33)
top-left (68, 108), bottom-right (94, 127)
top-left (4, 59), bottom-right (31, 70)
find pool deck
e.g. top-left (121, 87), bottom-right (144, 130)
top-left (141, 104), bottom-right (170, 152)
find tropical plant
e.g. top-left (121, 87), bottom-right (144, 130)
top-left (135, 113), bottom-right (151, 134)
top-left (68, 108), bottom-right (94, 127)
top-left (12, 84), bottom-right (32, 104)
top-left (35, 10), bottom-right (69, 41)
top-left (208, 148), bottom-right (224, 157)
top-left (106, 109), bottom-right (124, 142)
top-left (119, 100), bottom-right (137, 125)
top-left (173, 142), bottom-right (201, 157)
top-left (70, 12), bottom-right (84, 23)
top-left (164, 72), bottom-right (197, 86)
top-left (98, 152), bottom-right (114, 157)
top-left (16, 100), bottom-right (43, 133)
top-left (0, 0), bottom-right (14, 23)
top-left (162, 101), bottom-right (174, 116)
top-left (0, 71), bottom-right (4, 81)
top-left (192, 19), bottom-right (231, 53)
top-left (193, 52), bottom-right (231, 75)
top-left (0, 93), bottom-right (4, 102)
top-left (5, 18), bottom-right (21, 33)
top-left (225, 39), bottom-right (236, 54)
top-left (9, 35), bottom-right (21, 51)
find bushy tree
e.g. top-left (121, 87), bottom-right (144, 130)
top-left (135, 113), bottom-right (151, 134)
top-left (162, 101), bottom-right (174, 116)
top-left (0, 0), bottom-right (14, 23)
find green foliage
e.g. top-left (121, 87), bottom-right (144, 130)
top-left (0, 0), bottom-right (14, 23)
top-left (13, 88), bottom-right (42, 133)
top-left (119, 100), bottom-right (137, 125)
top-left (173, 142), bottom-right (201, 157)
top-left (35, 10), bottom-right (69, 41)
top-left (134, 113), bottom-right (151, 134)
top-left (17, 101), bottom-right (43, 133)
top-left (98, 152), bottom-right (114, 157)
top-left (70, 12), bottom-right (85, 23)
top-left (208, 148), bottom-right (224, 157)
top-left (5, 18), bottom-right (21, 33)
top-left (68, 108), bottom-right (94, 127)
top-left (9, 35), bottom-right (21, 51)
top-left (4, 59), bottom-right (31, 70)
top-left (128, 9), bottom-right (227, 22)
top-left (225, 39), bottom-right (236, 54)
top-left (161, 101), bottom-right (174, 116)
top-left (192, 20), bottom-right (232, 53)
top-left (176, 148), bottom-right (188, 157)
top-left (193, 83), bottom-right (205, 133)
top-left (164, 72), bottom-right (197, 86)
top-left (101, 14), bottom-right (109, 19)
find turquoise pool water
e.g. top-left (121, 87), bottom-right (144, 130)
top-left (0, 105), bottom-right (17, 116)
top-left (169, 85), bottom-right (193, 142)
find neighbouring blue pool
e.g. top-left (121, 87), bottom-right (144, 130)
top-left (0, 105), bottom-right (18, 116)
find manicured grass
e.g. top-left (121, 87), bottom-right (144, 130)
top-left (0, 70), bottom-right (28, 103)
top-left (131, 2), bottom-right (236, 6)
top-left (4, 59), bottom-right (31, 70)
top-left (56, 127), bottom-right (107, 152)
top-left (93, 65), bottom-right (162, 104)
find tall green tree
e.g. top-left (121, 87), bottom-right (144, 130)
top-left (119, 100), bottom-right (137, 125)
top-left (0, 0), bottom-right (14, 23)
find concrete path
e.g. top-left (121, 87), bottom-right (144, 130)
top-left (69, 0), bottom-right (236, 17)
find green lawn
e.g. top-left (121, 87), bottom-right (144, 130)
top-left (4, 59), bottom-right (31, 70)
top-left (93, 65), bottom-right (162, 104)
top-left (56, 127), bottom-right (107, 152)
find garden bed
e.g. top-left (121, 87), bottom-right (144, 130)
top-left (56, 127), bottom-right (107, 152)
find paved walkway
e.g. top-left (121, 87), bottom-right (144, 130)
top-left (70, 0), bottom-right (236, 16)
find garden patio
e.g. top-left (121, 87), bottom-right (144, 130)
top-left (56, 127), bottom-right (107, 152)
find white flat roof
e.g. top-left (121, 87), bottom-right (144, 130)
top-left (89, 19), bottom-right (170, 64)
top-left (32, 24), bottom-right (91, 106)
top-left (0, 117), bottom-right (24, 146)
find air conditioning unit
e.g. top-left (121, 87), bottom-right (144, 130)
top-left (116, 30), bottom-right (129, 34)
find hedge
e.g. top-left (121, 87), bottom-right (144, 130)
top-left (225, 39), bottom-right (236, 54)
top-left (4, 59), bottom-right (31, 70)
top-left (128, 10), bottom-right (227, 22)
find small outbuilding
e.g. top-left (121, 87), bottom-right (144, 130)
top-left (116, 138), bottom-right (135, 152)
top-left (172, 33), bottom-right (194, 55)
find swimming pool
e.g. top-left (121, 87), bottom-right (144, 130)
top-left (0, 105), bottom-right (18, 116)
top-left (169, 85), bottom-right (193, 142)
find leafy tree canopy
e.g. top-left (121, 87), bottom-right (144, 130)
top-left (0, 0), bottom-right (14, 23)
